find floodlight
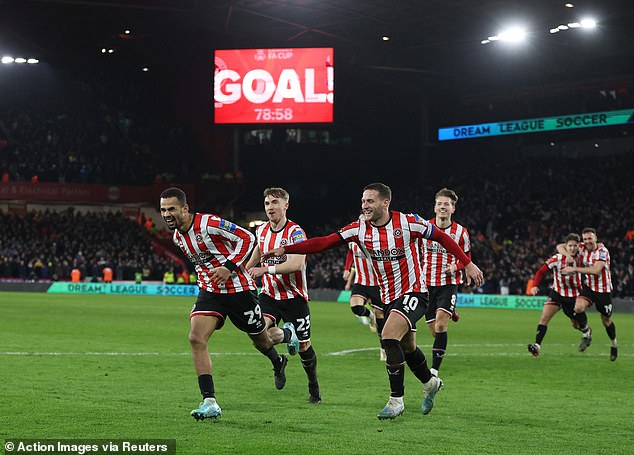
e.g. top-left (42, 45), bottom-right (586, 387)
top-left (580, 18), bottom-right (596, 28)
top-left (15, 57), bottom-right (26, 63)
top-left (498, 27), bottom-right (526, 42)
top-left (1, 56), bottom-right (14, 64)
top-left (27, 58), bottom-right (39, 64)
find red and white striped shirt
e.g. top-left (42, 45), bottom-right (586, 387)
top-left (579, 243), bottom-right (613, 293)
top-left (256, 220), bottom-right (309, 301)
top-left (545, 253), bottom-right (583, 297)
top-left (338, 211), bottom-right (434, 304)
top-left (422, 219), bottom-right (470, 286)
top-left (347, 242), bottom-right (378, 286)
top-left (172, 213), bottom-right (256, 293)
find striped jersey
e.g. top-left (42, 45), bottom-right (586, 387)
top-left (578, 243), bottom-right (613, 293)
top-left (545, 253), bottom-right (583, 297)
top-left (348, 242), bottom-right (378, 286)
top-left (256, 220), bottom-right (309, 301)
top-left (172, 213), bottom-right (256, 293)
top-left (338, 211), bottom-right (434, 304)
top-left (422, 219), bottom-right (470, 286)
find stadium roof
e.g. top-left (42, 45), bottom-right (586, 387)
top-left (1, 0), bottom-right (634, 96)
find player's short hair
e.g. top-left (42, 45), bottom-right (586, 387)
top-left (565, 233), bottom-right (581, 243)
top-left (582, 227), bottom-right (597, 236)
top-left (263, 187), bottom-right (290, 202)
top-left (364, 182), bottom-right (392, 201)
top-left (435, 187), bottom-right (458, 205)
top-left (160, 187), bottom-right (187, 206)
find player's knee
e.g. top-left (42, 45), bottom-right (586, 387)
top-left (299, 340), bottom-right (311, 352)
top-left (188, 332), bottom-right (207, 349)
top-left (600, 315), bottom-right (612, 326)
top-left (435, 320), bottom-right (449, 333)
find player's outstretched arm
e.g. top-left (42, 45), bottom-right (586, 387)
top-left (261, 233), bottom-right (345, 260)
top-left (563, 260), bottom-right (605, 276)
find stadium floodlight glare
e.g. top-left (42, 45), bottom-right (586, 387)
top-left (27, 58), bottom-right (39, 64)
top-left (1, 56), bottom-right (14, 64)
top-left (101, 48), bottom-right (107, 53)
top-left (124, 29), bottom-right (131, 34)
top-left (381, 35), bottom-right (390, 41)
top-left (498, 27), bottom-right (526, 42)
top-left (564, 3), bottom-right (574, 7)
top-left (568, 22), bottom-right (581, 28)
top-left (141, 67), bottom-right (149, 72)
top-left (108, 49), bottom-right (114, 54)
top-left (550, 28), bottom-right (560, 33)
top-left (580, 18), bottom-right (596, 28)
top-left (14, 57), bottom-right (26, 63)
top-left (481, 39), bottom-right (490, 44)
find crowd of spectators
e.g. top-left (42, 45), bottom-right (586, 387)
top-left (0, 69), bottom-right (196, 185)
top-left (0, 209), bottom-right (178, 282)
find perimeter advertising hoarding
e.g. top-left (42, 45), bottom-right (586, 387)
top-left (214, 48), bottom-right (334, 124)
top-left (438, 108), bottom-right (634, 141)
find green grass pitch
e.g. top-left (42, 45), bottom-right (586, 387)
top-left (0, 292), bottom-right (632, 454)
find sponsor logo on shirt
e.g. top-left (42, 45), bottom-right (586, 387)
top-left (291, 230), bottom-right (306, 243)
top-left (368, 247), bottom-right (406, 262)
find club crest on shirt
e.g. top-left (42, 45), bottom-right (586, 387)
top-left (393, 229), bottom-right (402, 238)
top-left (280, 239), bottom-right (288, 246)
top-left (195, 234), bottom-right (204, 243)
top-left (219, 219), bottom-right (237, 233)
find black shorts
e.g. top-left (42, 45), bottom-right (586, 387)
top-left (579, 285), bottom-right (613, 317)
top-left (191, 289), bottom-right (266, 335)
top-left (259, 294), bottom-right (311, 342)
top-left (425, 285), bottom-right (458, 322)
top-left (385, 292), bottom-right (429, 332)
top-left (546, 289), bottom-right (577, 319)
top-left (350, 283), bottom-right (384, 309)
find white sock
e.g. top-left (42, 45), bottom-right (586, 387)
top-left (611, 338), bottom-right (618, 348)
top-left (430, 368), bottom-right (438, 377)
top-left (203, 397), bottom-right (216, 405)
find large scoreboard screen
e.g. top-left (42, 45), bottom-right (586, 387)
top-left (214, 48), bottom-right (334, 124)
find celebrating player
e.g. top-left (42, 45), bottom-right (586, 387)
top-left (246, 187), bottom-right (321, 403)
top-left (422, 188), bottom-right (469, 376)
top-left (262, 183), bottom-right (484, 419)
top-left (527, 233), bottom-right (592, 356)
top-left (559, 228), bottom-right (618, 361)
top-left (160, 187), bottom-right (288, 421)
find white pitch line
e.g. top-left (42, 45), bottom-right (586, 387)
top-left (0, 346), bottom-right (631, 358)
